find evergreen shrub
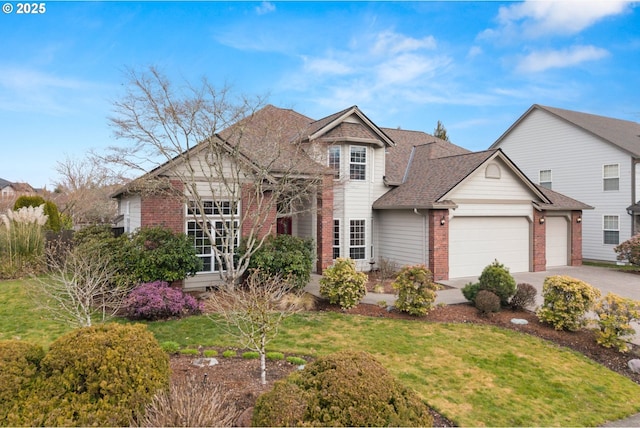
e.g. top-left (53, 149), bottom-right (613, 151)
top-left (6, 323), bottom-right (170, 427)
top-left (319, 258), bottom-right (367, 310)
top-left (536, 275), bottom-right (601, 331)
top-left (594, 293), bottom-right (640, 352)
top-left (0, 340), bottom-right (45, 421)
top-left (462, 260), bottom-right (516, 306)
top-left (392, 265), bottom-right (438, 316)
top-left (252, 350), bottom-right (433, 427)
top-left (244, 234), bottom-right (314, 290)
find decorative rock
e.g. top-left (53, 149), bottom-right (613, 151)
top-left (192, 357), bottom-right (219, 367)
top-left (510, 318), bottom-right (529, 325)
top-left (628, 359), bottom-right (640, 374)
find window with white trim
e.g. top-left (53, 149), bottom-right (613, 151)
top-left (539, 169), bottom-right (552, 189)
top-left (603, 164), bottom-right (619, 191)
top-left (349, 219), bottom-right (366, 260)
top-left (349, 146), bottom-right (366, 181)
top-left (187, 200), bottom-right (239, 273)
top-left (603, 215), bottom-right (619, 245)
top-left (328, 146), bottom-right (341, 179)
top-left (333, 219), bottom-right (340, 259)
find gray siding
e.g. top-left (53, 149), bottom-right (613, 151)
top-left (376, 209), bottom-right (427, 267)
top-left (496, 109), bottom-right (631, 261)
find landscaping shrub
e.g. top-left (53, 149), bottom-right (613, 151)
top-left (244, 234), bottom-right (314, 290)
top-left (252, 350), bottom-right (433, 427)
top-left (6, 323), bottom-right (170, 427)
top-left (462, 260), bottom-right (516, 306)
top-left (137, 374), bottom-right (239, 427)
top-left (127, 226), bottom-right (202, 283)
top-left (510, 283), bottom-right (538, 310)
top-left (319, 258), bottom-right (367, 310)
top-left (536, 275), bottom-right (601, 331)
top-left (392, 265), bottom-right (438, 316)
top-left (72, 225), bottom-right (201, 287)
top-left (266, 351), bottom-right (284, 361)
top-left (0, 340), bottom-right (45, 421)
top-left (594, 293), bottom-right (640, 352)
top-left (614, 234), bottom-right (640, 265)
top-left (475, 290), bottom-right (501, 315)
top-left (123, 281), bottom-right (202, 321)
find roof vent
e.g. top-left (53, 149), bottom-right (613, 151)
top-left (485, 163), bottom-right (501, 179)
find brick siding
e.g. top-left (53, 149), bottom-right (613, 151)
top-left (428, 209), bottom-right (449, 281)
top-left (571, 211), bottom-right (583, 266)
top-left (532, 210), bottom-right (546, 272)
top-left (316, 175), bottom-right (334, 273)
top-left (140, 180), bottom-right (185, 234)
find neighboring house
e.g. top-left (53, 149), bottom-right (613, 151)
top-left (491, 104), bottom-right (640, 263)
top-left (113, 105), bottom-right (590, 289)
top-left (0, 178), bottom-right (35, 199)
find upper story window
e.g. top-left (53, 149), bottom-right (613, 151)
top-left (350, 146), bottom-right (366, 181)
top-left (328, 146), bottom-right (341, 179)
top-left (539, 169), bottom-right (552, 189)
top-left (603, 164), bottom-right (619, 191)
top-left (603, 215), bottom-right (619, 245)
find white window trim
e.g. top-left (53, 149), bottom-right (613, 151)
top-left (539, 169), bottom-right (552, 189)
top-left (328, 146), bottom-right (341, 180)
top-left (333, 219), bottom-right (340, 260)
top-left (186, 199), bottom-right (240, 273)
top-left (603, 164), bottom-right (620, 192)
top-left (349, 218), bottom-right (366, 260)
top-left (603, 215), bottom-right (620, 245)
top-left (349, 145), bottom-right (367, 181)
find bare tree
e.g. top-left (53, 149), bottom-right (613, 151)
top-left (206, 271), bottom-right (304, 385)
top-left (53, 155), bottom-right (123, 226)
top-left (105, 67), bottom-right (324, 288)
top-left (30, 243), bottom-right (132, 327)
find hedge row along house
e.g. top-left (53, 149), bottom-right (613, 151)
top-left (112, 105), bottom-right (591, 290)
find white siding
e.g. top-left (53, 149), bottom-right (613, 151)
top-left (496, 109), bottom-right (632, 261)
top-left (446, 158), bottom-right (538, 202)
top-left (334, 143), bottom-right (389, 270)
top-left (376, 210), bottom-right (427, 267)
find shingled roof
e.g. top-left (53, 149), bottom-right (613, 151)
top-left (374, 149), bottom-right (499, 209)
top-left (493, 104), bottom-right (640, 157)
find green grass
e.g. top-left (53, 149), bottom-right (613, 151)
top-left (2, 279), bottom-right (640, 426)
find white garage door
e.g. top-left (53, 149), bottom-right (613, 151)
top-left (546, 216), bottom-right (568, 267)
top-left (449, 217), bottom-right (530, 278)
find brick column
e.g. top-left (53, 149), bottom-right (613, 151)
top-left (141, 180), bottom-right (184, 234)
top-left (428, 210), bottom-right (449, 281)
top-left (532, 210), bottom-right (546, 272)
top-left (316, 174), bottom-right (334, 273)
top-left (571, 211), bottom-right (583, 266)
top-left (240, 183), bottom-right (277, 240)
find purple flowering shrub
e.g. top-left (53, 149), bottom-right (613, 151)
top-left (123, 281), bottom-right (202, 321)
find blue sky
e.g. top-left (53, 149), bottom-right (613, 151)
top-left (1, 1), bottom-right (639, 189)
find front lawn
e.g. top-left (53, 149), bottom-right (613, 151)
top-left (2, 279), bottom-right (640, 426)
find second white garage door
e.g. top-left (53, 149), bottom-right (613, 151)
top-left (449, 217), bottom-right (530, 278)
top-left (546, 216), bottom-right (569, 267)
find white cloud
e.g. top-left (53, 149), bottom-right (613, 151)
top-left (516, 45), bottom-right (610, 73)
top-left (255, 2), bottom-right (275, 15)
top-left (494, 0), bottom-right (633, 38)
top-left (375, 53), bottom-right (451, 85)
top-left (302, 56), bottom-right (352, 75)
top-left (0, 66), bottom-right (102, 114)
top-left (371, 30), bottom-right (437, 55)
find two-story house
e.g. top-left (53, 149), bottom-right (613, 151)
top-left (113, 105), bottom-right (590, 289)
top-left (491, 104), bottom-right (640, 263)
